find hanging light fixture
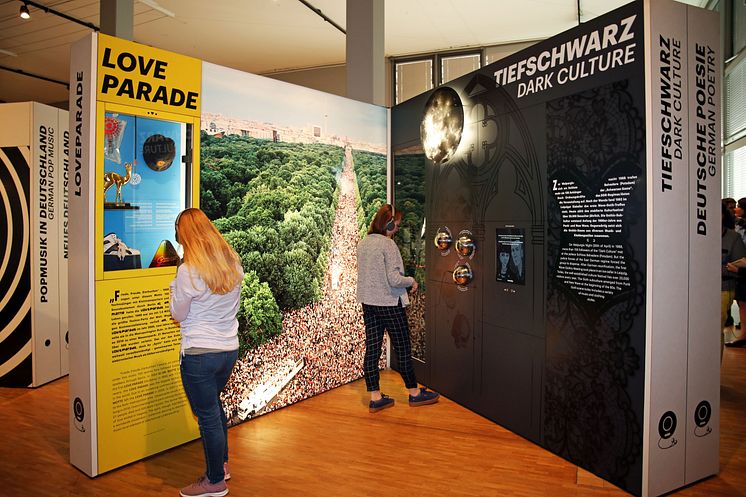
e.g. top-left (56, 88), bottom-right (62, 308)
top-left (16, 1), bottom-right (99, 30)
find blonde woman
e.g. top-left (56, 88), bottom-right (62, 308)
top-left (170, 208), bottom-right (243, 497)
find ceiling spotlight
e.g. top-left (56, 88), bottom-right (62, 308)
top-left (20, 3), bottom-right (30, 19)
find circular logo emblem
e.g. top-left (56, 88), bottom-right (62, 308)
top-left (694, 400), bottom-right (711, 427)
top-left (73, 397), bottom-right (85, 423)
top-left (658, 411), bottom-right (677, 439)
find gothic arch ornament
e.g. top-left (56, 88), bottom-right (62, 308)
top-left (424, 74), bottom-right (544, 233)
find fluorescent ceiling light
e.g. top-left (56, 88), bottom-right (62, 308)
top-left (0, 48), bottom-right (18, 57)
top-left (139, 0), bottom-right (176, 18)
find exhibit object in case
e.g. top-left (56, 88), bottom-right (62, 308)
top-left (391, 1), bottom-right (719, 496)
top-left (69, 32), bottom-right (201, 476)
top-left (0, 102), bottom-right (69, 387)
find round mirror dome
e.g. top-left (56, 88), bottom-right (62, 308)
top-left (420, 87), bottom-right (464, 164)
top-left (452, 264), bottom-right (473, 286)
top-left (434, 229), bottom-right (453, 251)
top-left (455, 235), bottom-right (475, 257)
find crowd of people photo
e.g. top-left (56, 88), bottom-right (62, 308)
top-left (219, 154), bottom-right (386, 424)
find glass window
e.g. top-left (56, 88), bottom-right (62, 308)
top-left (485, 41), bottom-right (538, 65)
top-left (725, 57), bottom-right (746, 142)
top-left (394, 59), bottom-right (433, 104)
top-left (734, 0), bottom-right (746, 56)
top-left (441, 53), bottom-right (481, 84)
top-left (724, 144), bottom-right (746, 200)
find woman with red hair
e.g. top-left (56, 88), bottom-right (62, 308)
top-left (356, 203), bottom-right (439, 412)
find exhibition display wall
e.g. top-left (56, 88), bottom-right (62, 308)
top-left (0, 102), bottom-right (69, 387)
top-left (391, 1), bottom-right (719, 496)
top-left (68, 32), bottom-right (387, 477)
top-left (199, 64), bottom-right (387, 426)
top-left (69, 33), bottom-right (203, 476)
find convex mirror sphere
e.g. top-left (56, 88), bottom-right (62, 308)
top-left (420, 87), bottom-right (464, 164)
top-left (453, 264), bottom-right (473, 285)
top-left (434, 228), bottom-right (453, 251)
top-left (456, 235), bottom-right (475, 257)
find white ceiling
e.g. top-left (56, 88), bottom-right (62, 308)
top-left (0, 0), bottom-right (708, 106)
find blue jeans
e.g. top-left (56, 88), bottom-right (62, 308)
top-left (180, 349), bottom-right (238, 484)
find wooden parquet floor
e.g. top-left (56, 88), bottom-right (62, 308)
top-left (1, 348), bottom-right (745, 497)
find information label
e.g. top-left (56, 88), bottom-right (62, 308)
top-left (95, 274), bottom-right (198, 473)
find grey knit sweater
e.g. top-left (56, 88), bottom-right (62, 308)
top-left (356, 233), bottom-right (414, 306)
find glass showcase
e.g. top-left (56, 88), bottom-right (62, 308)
top-left (102, 111), bottom-right (191, 272)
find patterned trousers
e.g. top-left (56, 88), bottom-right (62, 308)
top-left (361, 303), bottom-right (418, 391)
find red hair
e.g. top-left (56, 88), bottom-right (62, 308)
top-left (368, 204), bottom-right (396, 235)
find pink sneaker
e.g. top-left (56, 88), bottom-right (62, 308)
top-left (179, 475), bottom-right (228, 497)
top-left (223, 462), bottom-right (231, 481)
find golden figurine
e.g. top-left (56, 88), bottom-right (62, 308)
top-left (104, 162), bottom-right (133, 206)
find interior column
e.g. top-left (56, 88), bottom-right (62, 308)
top-left (346, 0), bottom-right (385, 106)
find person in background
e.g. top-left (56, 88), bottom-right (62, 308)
top-left (726, 255), bottom-right (746, 347)
top-left (734, 198), bottom-right (746, 245)
top-left (724, 197), bottom-right (737, 217)
top-left (721, 203), bottom-right (746, 359)
top-left (170, 207), bottom-right (244, 497)
top-left (356, 203), bottom-right (439, 412)
top-left (723, 198), bottom-right (739, 328)
top-left (727, 197), bottom-right (746, 345)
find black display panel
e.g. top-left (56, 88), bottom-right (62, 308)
top-left (391, 2), bottom-right (646, 495)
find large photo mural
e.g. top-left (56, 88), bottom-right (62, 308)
top-left (199, 63), bottom-right (387, 425)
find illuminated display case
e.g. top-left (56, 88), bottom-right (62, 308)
top-left (101, 108), bottom-right (191, 272)
top-left (70, 32), bottom-right (203, 477)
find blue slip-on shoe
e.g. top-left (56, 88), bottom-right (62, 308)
top-left (369, 394), bottom-right (395, 413)
top-left (409, 388), bottom-right (440, 407)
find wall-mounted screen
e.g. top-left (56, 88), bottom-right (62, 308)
top-left (496, 227), bottom-right (525, 285)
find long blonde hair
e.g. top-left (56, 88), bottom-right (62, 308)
top-left (176, 208), bottom-right (242, 294)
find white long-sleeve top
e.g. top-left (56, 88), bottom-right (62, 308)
top-left (169, 263), bottom-right (243, 354)
top-left (356, 233), bottom-right (414, 306)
